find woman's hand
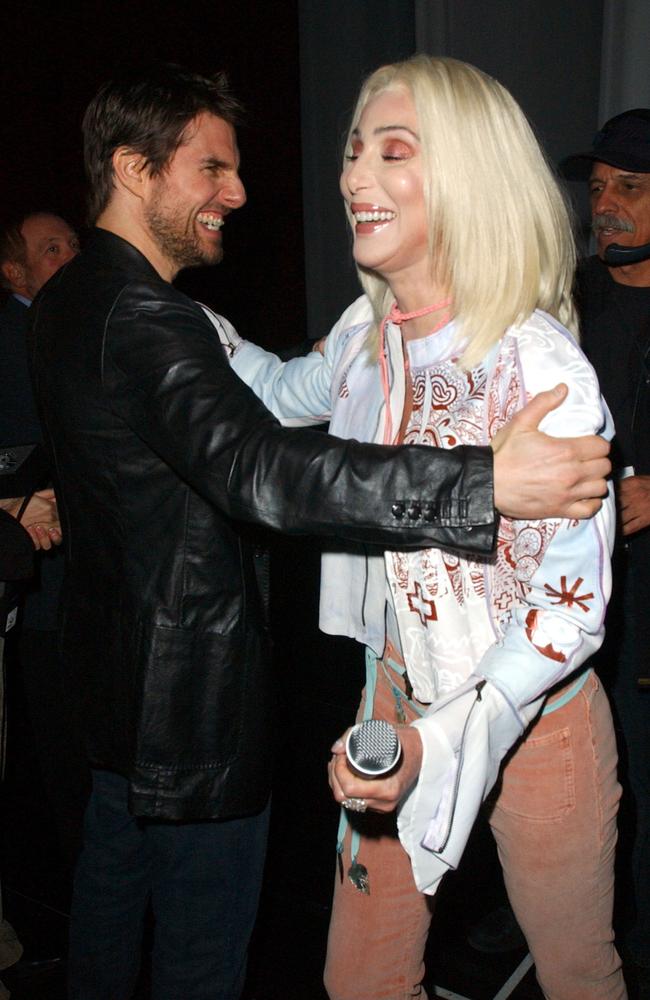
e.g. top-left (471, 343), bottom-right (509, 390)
top-left (328, 725), bottom-right (423, 813)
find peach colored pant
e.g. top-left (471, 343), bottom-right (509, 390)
top-left (324, 663), bottom-right (626, 1000)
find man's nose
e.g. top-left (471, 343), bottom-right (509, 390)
top-left (592, 184), bottom-right (618, 215)
top-left (221, 174), bottom-right (246, 209)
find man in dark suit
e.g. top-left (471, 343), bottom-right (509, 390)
top-left (0, 212), bottom-right (80, 444)
top-left (0, 211), bottom-right (89, 874)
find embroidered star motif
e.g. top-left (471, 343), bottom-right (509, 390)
top-left (407, 581), bottom-right (437, 625)
top-left (543, 576), bottom-right (594, 613)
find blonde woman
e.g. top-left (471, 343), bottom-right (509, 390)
top-left (221, 56), bottom-right (624, 1000)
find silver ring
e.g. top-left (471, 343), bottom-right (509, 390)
top-left (342, 797), bottom-right (367, 813)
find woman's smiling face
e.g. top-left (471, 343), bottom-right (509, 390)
top-left (340, 87), bottom-right (429, 287)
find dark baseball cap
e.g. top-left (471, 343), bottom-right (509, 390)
top-left (560, 108), bottom-right (650, 180)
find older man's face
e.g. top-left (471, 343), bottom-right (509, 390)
top-left (589, 162), bottom-right (650, 264)
top-left (20, 213), bottom-right (80, 299)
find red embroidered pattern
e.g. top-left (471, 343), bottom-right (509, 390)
top-left (544, 576), bottom-right (594, 613)
top-left (397, 348), bottom-right (560, 630)
top-left (525, 609), bottom-right (567, 662)
top-left (406, 581), bottom-right (438, 624)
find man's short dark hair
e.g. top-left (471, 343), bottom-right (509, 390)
top-left (83, 63), bottom-right (242, 224)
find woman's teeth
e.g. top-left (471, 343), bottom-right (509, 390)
top-left (354, 210), bottom-right (396, 223)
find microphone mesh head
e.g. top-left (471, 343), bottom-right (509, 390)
top-left (346, 720), bottom-right (401, 777)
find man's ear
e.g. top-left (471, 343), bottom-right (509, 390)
top-left (1, 259), bottom-right (25, 293)
top-left (112, 147), bottom-right (150, 200)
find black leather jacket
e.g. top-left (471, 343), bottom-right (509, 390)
top-left (28, 229), bottom-right (496, 820)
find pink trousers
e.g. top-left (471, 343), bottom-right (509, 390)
top-left (324, 664), bottom-right (626, 1000)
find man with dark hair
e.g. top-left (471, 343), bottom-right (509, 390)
top-left (82, 66), bottom-right (241, 226)
top-left (561, 110), bottom-right (650, 984)
top-left (28, 64), bottom-right (610, 999)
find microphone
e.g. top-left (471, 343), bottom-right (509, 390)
top-left (603, 241), bottom-right (650, 266)
top-left (345, 719), bottom-right (402, 778)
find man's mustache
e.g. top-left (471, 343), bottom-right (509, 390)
top-left (592, 213), bottom-right (635, 234)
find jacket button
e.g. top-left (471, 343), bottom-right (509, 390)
top-left (423, 506), bottom-right (437, 522)
top-left (391, 502), bottom-right (405, 519)
top-left (407, 503), bottom-right (421, 520)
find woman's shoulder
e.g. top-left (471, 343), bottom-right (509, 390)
top-left (507, 309), bottom-right (578, 349)
top-left (500, 311), bottom-right (608, 435)
top-left (501, 309), bottom-right (591, 374)
top-left (330, 294), bottom-right (374, 338)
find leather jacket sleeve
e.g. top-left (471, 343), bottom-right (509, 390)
top-left (104, 281), bottom-right (496, 554)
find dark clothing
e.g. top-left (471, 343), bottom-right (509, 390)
top-left (28, 227), bottom-right (496, 823)
top-left (69, 769), bottom-right (269, 1000)
top-left (576, 254), bottom-right (650, 967)
top-left (0, 291), bottom-right (87, 872)
top-left (0, 510), bottom-right (33, 582)
top-left (0, 296), bottom-right (41, 448)
top-left (0, 294), bottom-right (64, 630)
top-left (575, 255), bottom-right (650, 473)
top-left (576, 255), bottom-right (650, 663)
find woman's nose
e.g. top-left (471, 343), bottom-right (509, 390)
top-left (342, 158), bottom-right (372, 196)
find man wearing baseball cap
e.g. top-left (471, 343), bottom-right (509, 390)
top-left (561, 110), bottom-right (650, 982)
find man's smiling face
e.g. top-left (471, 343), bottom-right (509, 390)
top-left (143, 112), bottom-right (246, 276)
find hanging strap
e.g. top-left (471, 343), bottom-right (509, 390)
top-left (379, 298), bottom-right (452, 444)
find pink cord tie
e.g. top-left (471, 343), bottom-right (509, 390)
top-left (380, 298), bottom-right (452, 444)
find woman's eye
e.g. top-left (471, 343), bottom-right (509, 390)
top-left (383, 141), bottom-right (412, 160)
top-left (345, 141), bottom-right (363, 161)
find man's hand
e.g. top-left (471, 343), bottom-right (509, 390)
top-left (617, 474), bottom-right (650, 535)
top-left (328, 725), bottom-right (422, 814)
top-left (491, 384), bottom-right (610, 520)
top-left (0, 489), bottom-right (62, 550)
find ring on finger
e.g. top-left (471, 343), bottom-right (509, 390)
top-left (342, 797), bottom-right (367, 813)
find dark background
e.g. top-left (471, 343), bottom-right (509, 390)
top-left (0, 0), bottom-right (307, 351)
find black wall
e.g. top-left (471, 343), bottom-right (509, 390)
top-left (0, 0), bottom-right (306, 350)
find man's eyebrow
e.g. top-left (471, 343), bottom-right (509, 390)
top-left (200, 156), bottom-right (228, 169)
top-left (36, 236), bottom-right (62, 251)
top-left (591, 171), bottom-right (647, 182)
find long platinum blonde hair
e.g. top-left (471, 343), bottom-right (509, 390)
top-left (345, 55), bottom-right (578, 369)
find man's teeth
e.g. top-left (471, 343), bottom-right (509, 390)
top-left (197, 214), bottom-right (223, 231)
top-left (354, 210), bottom-right (396, 223)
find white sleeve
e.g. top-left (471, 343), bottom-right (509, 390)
top-left (398, 318), bottom-right (615, 894)
top-left (229, 295), bottom-right (372, 425)
top-left (198, 301), bottom-right (331, 425)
